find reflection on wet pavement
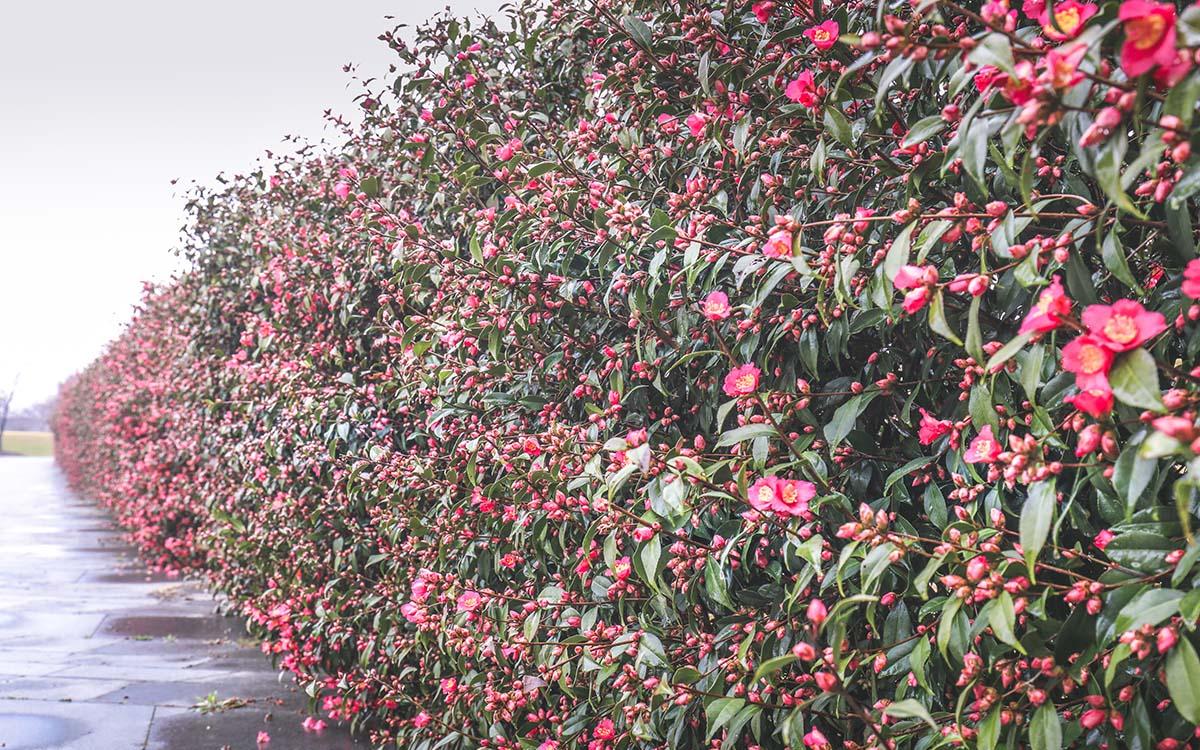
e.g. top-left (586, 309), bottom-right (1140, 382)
top-left (0, 457), bottom-right (361, 749)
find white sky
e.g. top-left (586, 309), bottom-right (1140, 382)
top-left (0, 0), bottom-right (494, 409)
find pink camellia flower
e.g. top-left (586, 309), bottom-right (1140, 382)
top-left (1081, 299), bottom-right (1167, 351)
top-left (257, 731), bottom-right (271, 746)
top-left (752, 1), bottom-right (775, 23)
top-left (413, 711), bottom-right (432, 728)
top-left (1118, 0), bottom-right (1177, 77)
top-left (1068, 385), bottom-right (1114, 417)
top-left (1182, 259), bottom-right (1200, 299)
top-left (686, 112), bottom-right (708, 137)
top-left (456, 590), bottom-right (482, 612)
top-left (1080, 709), bottom-right (1108, 730)
top-left (803, 728), bottom-right (832, 749)
top-left (918, 408), bottom-right (953, 445)
top-left (1043, 43), bottom-right (1088, 90)
top-left (1094, 529), bottom-right (1116, 550)
top-left (902, 287), bottom-right (933, 314)
top-left (1020, 276), bottom-right (1072, 334)
top-left (747, 476), bottom-right (781, 512)
top-left (1158, 626), bottom-right (1179, 653)
top-left (1153, 48), bottom-right (1195, 88)
top-left (762, 230), bottom-right (794, 259)
top-left (301, 717), bottom-right (327, 733)
top-left (593, 718), bottom-right (617, 740)
top-left (772, 479), bottom-right (817, 517)
top-left (333, 181), bottom-right (351, 200)
top-left (807, 598), bottom-right (828, 625)
top-left (701, 291), bottom-right (732, 321)
top-left (723, 363), bottom-right (761, 397)
top-left (1153, 415), bottom-right (1197, 441)
top-left (610, 556), bottom-right (632, 581)
top-left (1061, 334), bottom-right (1115, 390)
top-left (656, 113), bottom-right (680, 135)
top-left (804, 20), bottom-right (840, 50)
top-left (1023, 0), bottom-right (1047, 17)
top-left (494, 138), bottom-right (523, 161)
top-left (893, 264), bottom-right (937, 290)
top-left (964, 425), bottom-right (1002, 463)
top-left (785, 71), bottom-right (821, 108)
top-left (1039, 0), bottom-right (1097, 40)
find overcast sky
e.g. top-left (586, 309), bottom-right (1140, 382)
top-left (0, 1), bottom-right (494, 410)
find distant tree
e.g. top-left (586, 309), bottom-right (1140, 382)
top-left (0, 377), bottom-right (17, 453)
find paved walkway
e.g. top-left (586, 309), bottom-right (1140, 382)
top-left (0, 457), bottom-right (360, 750)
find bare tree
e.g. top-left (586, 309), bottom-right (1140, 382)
top-left (0, 376), bottom-right (18, 454)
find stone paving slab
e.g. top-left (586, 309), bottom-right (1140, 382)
top-left (0, 457), bottom-right (361, 749)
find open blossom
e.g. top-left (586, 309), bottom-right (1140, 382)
top-left (701, 291), bottom-right (732, 320)
top-left (1020, 276), bottom-right (1072, 334)
top-left (748, 476), bottom-right (781, 512)
top-left (762, 230), bottom-right (794, 258)
top-left (785, 71), bottom-right (821, 108)
top-left (752, 1), bottom-right (775, 23)
top-left (1069, 385), bottom-right (1114, 417)
top-left (893, 264), bottom-right (938, 313)
top-left (964, 425), bottom-right (1002, 463)
top-left (804, 20), bottom-right (840, 50)
top-left (494, 138), bottom-right (523, 161)
top-left (803, 728), bottom-right (832, 749)
top-left (773, 478), bottom-right (816, 516)
top-left (723, 364), bottom-right (761, 396)
top-left (656, 113), bottom-right (680, 135)
top-left (593, 718), bottom-right (617, 740)
top-left (610, 556), bottom-right (632, 581)
top-left (1039, 0), bottom-right (1097, 40)
top-left (686, 112), bottom-right (708, 137)
top-left (1118, 0), bottom-right (1177, 77)
top-left (257, 731), bottom-right (271, 745)
top-left (1182, 258), bottom-right (1200, 299)
top-left (1081, 299), bottom-right (1166, 351)
top-left (456, 590), bottom-right (482, 612)
top-left (1061, 334), bottom-right (1115, 389)
top-left (332, 181), bottom-right (351, 199)
top-left (1094, 529), bottom-right (1116, 550)
top-left (301, 717), bottom-right (326, 733)
top-left (1043, 43), bottom-right (1088, 90)
top-left (918, 408), bottom-right (953, 445)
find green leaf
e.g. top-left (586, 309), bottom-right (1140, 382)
top-left (985, 332), bottom-right (1033, 372)
top-left (823, 107), bottom-right (853, 147)
top-left (1109, 349), bottom-right (1164, 412)
top-left (752, 653), bottom-right (797, 684)
top-left (621, 15), bottom-right (654, 50)
top-left (1114, 588), bottom-right (1183, 635)
top-left (716, 423), bottom-right (777, 448)
top-left (988, 591), bottom-right (1025, 653)
top-left (1100, 230), bottom-right (1141, 291)
top-left (1095, 133), bottom-right (1146, 218)
top-left (927, 292), bottom-right (962, 346)
top-left (884, 222), bottom-right (916, 282)
top-left (977, 707), bottom-right (1001, 750)
top-left (824, 392), bottom-right (878, 448)
top-left (1167, 638), bottom-right (1200, 723)
top-left (966, 33), bottom-right (1015, 74)
top-left (902, 115), bottom-right (947, 148)
top-left (705, 697), bottom-right (746, 740)
top-left (884, 698), bottom-right (937, 729)
top-left (1030, 704), bottom-right (1062, 750)
top-left (705, 556), bottom-right (734, 610)
top-left (1020, 480), bottom-right (1056, 580)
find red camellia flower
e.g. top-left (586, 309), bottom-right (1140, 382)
top-left (701, 291), bottom-right (732, 320)
top-left (723, 364), bottom-right (761, 396)
top-left (804, 20), bottom-right (840, 51)
top-left (752, 1), bottom-right (775, 23)
top-left (1117, 0), bottom-right (1177, 77)
top-left (964, 425), bottom-right (1002, 463)
top-left (686, 112), bottom-right (708, 137)
top-left (610, 556), bottom-right (632, 581)
top-left (1039, 0), bottom-right (1097, 40)
top-left (785, 71), bottom-right (821, 108)
top-left (918, 408), bottom-right (953, 445)
top-left (1094, 529), bottom-right (1116, 550)
top-left (1061, 334), bottom-right (1115, 389)
top-left (1081, 299), bottom-right (1167, 351)
top-left (1019, 276), bottom-right (1072, 334)
top-left (593, 718), bottom-right (616, 740)
top-left (1182, 258), bottom-right (1200, 299)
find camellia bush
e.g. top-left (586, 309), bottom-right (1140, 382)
top-left (54, 0), bottom-right (1200, 747)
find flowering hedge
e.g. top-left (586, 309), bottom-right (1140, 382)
top-left (53, 0), bottom-right (1200, 747)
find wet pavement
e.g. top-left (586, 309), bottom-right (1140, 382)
top-left (0, 457), bottom-right (361, 750)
